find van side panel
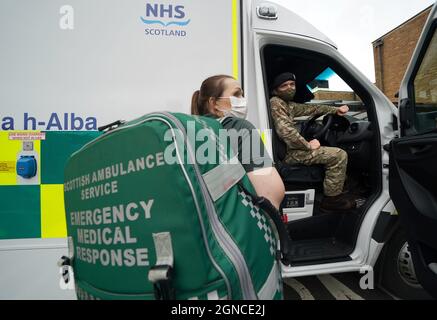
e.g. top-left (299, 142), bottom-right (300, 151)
top-left (0, 0), bottom-right (237, 299)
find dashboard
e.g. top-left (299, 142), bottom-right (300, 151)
top-left (323, 116), bottom-right (374, 169)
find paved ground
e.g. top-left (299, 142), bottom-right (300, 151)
top-left (283, 272), bottom-right (397, 300)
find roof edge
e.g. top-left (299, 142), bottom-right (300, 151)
top-left (372, 5), bottom-right (433, 44)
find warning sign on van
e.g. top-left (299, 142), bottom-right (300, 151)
top-left (8, 132), bottom-right (46, 141)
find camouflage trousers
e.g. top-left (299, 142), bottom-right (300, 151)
top-left (284, 146), bottom-right (348, 197)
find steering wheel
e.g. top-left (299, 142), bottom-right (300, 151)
top-left (300, 113), bottom-right (335, 141)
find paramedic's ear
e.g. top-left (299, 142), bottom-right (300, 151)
top-left (208, 97), bottom-right (218, 115)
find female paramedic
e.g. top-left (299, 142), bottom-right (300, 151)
top-left (191, 75), bottom-right (285, 209)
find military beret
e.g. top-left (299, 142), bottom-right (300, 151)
top-left (271, 72), bottom-right (296, 90)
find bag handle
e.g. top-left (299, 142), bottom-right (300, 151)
top-left (148, 232), bottom-right (176, 300)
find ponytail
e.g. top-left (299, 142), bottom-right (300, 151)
top-left (191, 90), bottom-right (201, 115)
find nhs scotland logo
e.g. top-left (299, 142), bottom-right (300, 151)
top-left (140, 3), bottom-right (190, 37)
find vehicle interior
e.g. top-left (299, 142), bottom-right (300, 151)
top-left (261, 45), bottom-right (382, 265)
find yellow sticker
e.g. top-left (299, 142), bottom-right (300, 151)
top-left (0, 161), bottom-right (15, 173)
top-left (0, 131), bottom-right (41, 185)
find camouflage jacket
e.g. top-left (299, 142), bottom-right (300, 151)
top-left (270, 96), bottom-right (338, 151)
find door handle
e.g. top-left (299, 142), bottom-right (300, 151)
top-left (410, 145), bottom-right (433, 156)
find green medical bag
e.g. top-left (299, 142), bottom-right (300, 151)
top-left (62, 112), bottom-right (288, 300)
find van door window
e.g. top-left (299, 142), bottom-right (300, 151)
top-left (306, 67), bottom-right (367, 122)
top-left (413, 28), bottom-right (437, 133)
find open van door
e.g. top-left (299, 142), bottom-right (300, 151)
top-left (389, 3), bottom-right (437, 298)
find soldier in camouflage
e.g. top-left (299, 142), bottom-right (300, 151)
top-left (270, 72), bottom-right (356, 211)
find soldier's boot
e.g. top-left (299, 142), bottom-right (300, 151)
top-left (320, 194), bottom-right (357, 213)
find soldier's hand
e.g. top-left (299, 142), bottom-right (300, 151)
top-left (337, 105), bottom-right (349, 116)
top-left (309, 139), bottom-right (321, 150)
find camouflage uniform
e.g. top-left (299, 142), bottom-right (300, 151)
top-left (270, 96), bottom-right (348, 197)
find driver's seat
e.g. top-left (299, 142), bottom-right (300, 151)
top-left (271, 123), bottom-right (325, 186)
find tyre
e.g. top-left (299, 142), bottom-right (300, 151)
top-left (378, 227), bottom-right (432, 300)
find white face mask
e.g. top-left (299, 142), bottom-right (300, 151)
top-left (217, 96), bottom-right (248, 119)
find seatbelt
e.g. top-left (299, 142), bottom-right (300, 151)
top-left (148, 232), bottom-right (176, 300)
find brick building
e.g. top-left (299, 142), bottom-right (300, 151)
top-left (373, 6), bottom-right (432, 103)
top-left (312, 90), bottom-right (361, 102)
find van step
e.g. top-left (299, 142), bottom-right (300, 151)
top-left (289, 238), bottom-right (353, 265)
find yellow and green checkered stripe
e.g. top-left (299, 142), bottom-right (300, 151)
top-left (0, 131), bottom-right (100, 240)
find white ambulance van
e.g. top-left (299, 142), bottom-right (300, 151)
top-left (0, 0), bottom-right (436, 299)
